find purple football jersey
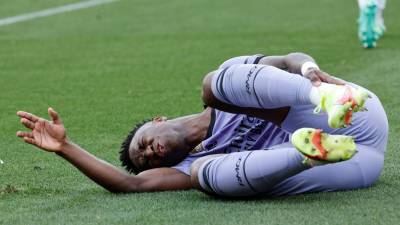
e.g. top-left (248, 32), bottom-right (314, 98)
top-left (172, 109), bottom-right (290, 175)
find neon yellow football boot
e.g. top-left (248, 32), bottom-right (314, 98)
top-left (314, 85), bottom-right (370, 128)
top-left (292, 128), bottom-right (357, 163)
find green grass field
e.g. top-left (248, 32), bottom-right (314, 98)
top-left (1, 0), bottom-right (399, 224)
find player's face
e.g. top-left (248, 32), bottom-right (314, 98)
top-left (129, 118), bottom-right (188, 171)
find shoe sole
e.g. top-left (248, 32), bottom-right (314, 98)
top-left (292, 128), bottom-right (357, 162)
top-left (327, 86), bottom-right (369, 128)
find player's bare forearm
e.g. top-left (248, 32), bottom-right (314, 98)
top-left (258, 52), bottom-right (315, 74)
top-left (55, 141), bottom-right (140, 193)
top-left (56, 142), bottom-right (191, 193)
top-left (258, 53), bottom-right (344, 86)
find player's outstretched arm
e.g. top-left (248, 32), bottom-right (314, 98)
top-left (16, 108), bottom-right (191, 193)
top-left (259, 52), bottom-right (345, 86)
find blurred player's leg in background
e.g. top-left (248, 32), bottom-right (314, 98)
top-left (357, 0), bottom-right (386, 48)
top-left (376, 0), bottom-right (386, 37)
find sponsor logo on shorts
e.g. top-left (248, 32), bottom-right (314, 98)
top-left (245, 66), bottom-right (258, 95)
top-left (235, 156), bottom-right (245, 186)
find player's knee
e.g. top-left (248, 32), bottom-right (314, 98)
top-left (363, 154), bottom-right (384, 187)
top-left (190, 154), bottom-right (223, 191)
top-left (354, 146), bottom-right (385, 188)
top-left (190, 158), bottom-right (204, 190)
top-left (202, 71), bottom-right (218, 108)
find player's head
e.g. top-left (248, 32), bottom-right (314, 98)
top-left (119, 117), bottom-right (190, 174)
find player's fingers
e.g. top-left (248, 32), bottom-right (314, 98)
top-left (318, 72), bottom-right (340, 84)
top-left (317, 71), bottom-right (345, 85)
top-left (323, 76), bottom-right (345, 85)
top-left (20, 118), bottom-right (35, 130)
top-left (16, 111), bottom-right (40, 122)
top-left (16, 131), bottom-right (34, 138)
top-left (23, 137), bottom-right (37, 145)
top-left (48, 107), bottom-right (62, 125)
top-left (309, 74), bottom-right (321, 86)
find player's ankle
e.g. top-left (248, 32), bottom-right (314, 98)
top-left (302, 157), bottom-right (327, 167)
top-left (309, 83), bottom-right (342, 106)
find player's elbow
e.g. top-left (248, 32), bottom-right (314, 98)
top-left (107, 188), bottom-right (125, 194)
top-left (102, 185), bottom-right (127, 194)
top-left (106, 177), bottom-right (141, 194)
top-left (285, 52), bottom-right (314, 63)
top-left (286, 52), bottom-right (308, 58)
top-left (202, 71), bottom-right (218, 108)
top-left (105, 186), bottom-right (135, 194)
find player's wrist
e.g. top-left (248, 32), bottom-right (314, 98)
top-left (56, 138), bottom-right (75, 155)
top-left (301, 61), bottom-right (320, 75)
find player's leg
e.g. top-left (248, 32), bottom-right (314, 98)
top-left (205, 64), bottom-right (369, 128)
top-left (191, 142), bottom-right (383, 197)
top-left (208, 64), bottom-right (313, 108)
top-left (191, 132), bottom-right (363, 197)
top-left (191, 129), bottom-right (361, 197)
top-left (191, 148), bottom-right (310, 197)
top-left (375, 0), bottom-right (386, 37)
top-left (266, 144), bottom-right (384, 196)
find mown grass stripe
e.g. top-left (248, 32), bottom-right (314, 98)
top-left (0, 0), bottom-right (119, 27)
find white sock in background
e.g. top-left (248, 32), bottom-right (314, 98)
top-left (357, 0), bottom-right (376, 8)
top-left (376, 0), bottom-right (386, 27)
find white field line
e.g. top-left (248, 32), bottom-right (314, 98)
top-left (0, 0), bottom-right (119, 27)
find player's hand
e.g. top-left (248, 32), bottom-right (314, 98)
top-left (16, 107), bottom-right (68, 152)
top-left (303, 68), bottom-right (345, 86)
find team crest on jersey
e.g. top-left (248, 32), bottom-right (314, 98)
top-left (189, 143), bottom-right (204, 154)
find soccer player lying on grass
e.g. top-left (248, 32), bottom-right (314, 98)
top-left (16, 53), bottom-right (388, 197)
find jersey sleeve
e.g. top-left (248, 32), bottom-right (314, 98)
top-left (171, 156), bottom-right (197, 175)
top-left (218, 54), bottom-right (265, 69)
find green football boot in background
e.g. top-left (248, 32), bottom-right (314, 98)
top-left (358, 2), bottom-right (378, 48)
